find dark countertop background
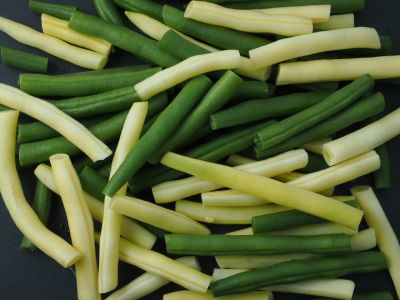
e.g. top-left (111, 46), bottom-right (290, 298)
top-left (0, 1), bottom-right (399, 299)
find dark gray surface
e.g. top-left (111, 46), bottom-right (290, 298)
top-left (0, 1), bottom-right (399, 299)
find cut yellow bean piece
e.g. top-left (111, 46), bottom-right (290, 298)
top-left (163, 290), bottom-right (272, 300)
top-left (323, 110), bottom-right (400, 165)
top-left (42, 14), bottom-right (111, 55)
top-left (99, 102), bottom-right (148, 293)
top-left (106, 256), bottom-right (200, 300)
top-left (250, 27), bottom-right (380, 68)
top-left (0, 84), bottom-right (111, 162)
top-left (226, 154), bottom-right (255, 166)
top-left (288, 150), bottom-right (381, 190)
top-left (0, 16), bottom-right (107, 69)
top-left (351, 186), bottom-right (400, 298)
top-left (211, 270), bottom-right (354, 300)
top-left (185, 1), bottom-right (313, 36)
top-left (111, 195), bottom-right (210, 234)
top-left (202, 171), bottom-right (337, 206)
top-left (0, 111), bottom-right (80, 268)
top-left (161, 152), bottom-right (363, 229)
top-left (350, 227), bottom-right (376, 252)
top-left (314, 14), bottom-right (355, 30)
top-left (176, 200), bottom-right (287, 224)
top-left (50, 154), bottom-right (100, 300)
top-left (302, 137), bottom-right (333, 154)
top-left (134, 50), bottom-right (241, 100)
top-left (95, 234), bottom-right (212, 293)
top-left (125, 11), bottom-right (270, 80)
top-left (277, 55), bottom-right (400, 85)
top-left (153, 149), bottom-right (308, 204)
top-left (34, 164), bottom-right (157, 249)
top-left (254, 5), bottom-right (331, 23)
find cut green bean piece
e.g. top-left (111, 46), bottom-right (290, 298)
top-left (68, 12), bottom-right (178, 67)
top-left (73, 153), bottom-right (113, 174)
top-left (57, 65), bottom-right (151, 77)
top-left (104, 76), bottom-right (212, 196)
top-left (93, 0), bottom-right (124, 25)
top-left (255, 74), bottom-right (374, 149)
top-left (115, 0), bottom-right (163, 20)
top-left (294, 81), bottom-right (339, 92)
top-left (373, 144), bottom-right (391, 189)
top-left (79, 166), bottom-right (108, 200)
top-left (252, 200), bottom-right (357, 234)
top-left (20, 180), bottom-right (53, 250)
top-left (18, 93), bottom-right (167, 166)
top-left (29, 0), bottom-right (77, 20)
top-left (211, 251), bottom-right (387, 296)
top-left (149, 71), bottom-right (244, 163)
top-left (162, 5), bottom-right (271, 56)
top-left (49, 87), bottom-right (140, 118)
top-left (230, 81), bottom-right (272, 103)
top-left (165, 234), bottom-right (352, 256)
top-left (98, 163), bottom-right (111, 177)
top-left (1, 47), bottom-right (48, 73)
top-left (210, 91), bottom-right (330, 130)
top-left (223, 0), bottom-right (365, 14)
top-left (254, 92), bottom-right (384, 159)
top-left (128, 120), bottom-right (274, 193)
top-left (19, 67), bottom-right (160, 97)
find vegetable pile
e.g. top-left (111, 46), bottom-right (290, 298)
top-left (0, 0), bottom-right (399, 299)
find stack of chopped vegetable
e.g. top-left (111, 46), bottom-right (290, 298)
top-left (0, 0), bottom-right (400, 299)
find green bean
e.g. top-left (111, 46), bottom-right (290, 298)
top-left (252, 200), bottom-right (357, 234)
top-left (128, 120), bottom-right (274, 193)
top-left (57, 65), bottom-right (151, 77)
top-left (73, 153), bottom-right (113, 174)
top-left (0, 104), bottom-right (10, 111)
top-left (255, 74), bottom-right (374, 149)
top-left (93, 0), bottom-right (124, 25)
top-left (313, 291), bottom-right (394, 300)
top-left (18, 114), bottom-right (110, 144)
top-left (29, 0), bottom-right (77, 20)
top-left (165, 234), bottom-right (352, 256)
top-left (210, 91), bottom-right (330, 130)
top-left (68, 12), bottom-right (178, 67)
top-left (1, 47), bottom-right (48, 73)
top-left (221, 0), bottom-right (366, 14)
top-left (49, 86), bottom-right (140, 118)
top-left (300, 152), bottom-right (330, 173)
top-left (18, 93), bottom-right (167, 166)
top-left (149, 71), bottom-right (244, 163)
top-left (211, 251), bottom-right (387, 296)
top-left (20, 180), bottom-right (53, 250)
top-left (79, 166), bottom-right (108, 200)
top-left (19, 67), bottom-right (160, 97)
top-left (162, 5), bottom-right (271, 56)
top-left (114, 0), bottom-right (163, 21)
top-left (103, 76), bottom-right (212, 197)
top-left (294, 81), bottom-right (339, 92)
top-left (230, 81), bottom-right (272, 103)
top-left (98, 163), bottom-right (112, 177)
top-left (253, 92), bottom-right (384, 159)
top-left (373, 144), bottom-right (391, 189)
